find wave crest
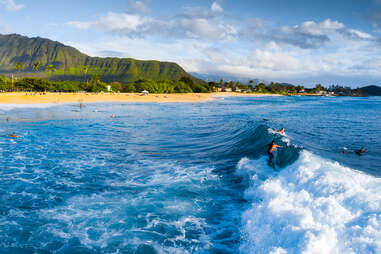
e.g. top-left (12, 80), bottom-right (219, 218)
top-left (239, 151), bottom-right (381, 254)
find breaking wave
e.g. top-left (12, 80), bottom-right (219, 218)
top-left (238, 150), bottom-right (381, 254)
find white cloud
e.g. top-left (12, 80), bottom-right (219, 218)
top-left (98, 12), bottom-right (145, 31)
top-left (67, 1), bottom-right (237, 41)
top-left (129, 1), bottom-right (150, 14)
top-left (301, 19), bottom-right (344, 35)
top-left (211, 1), bottom-right (223, 14)
top-left (67, 12), bottom-right (147, 33)
top-left (248, 49), bottom-right (300, 71)
top-left (247, 19), bottom-right (376, 49)
top-left (0, 0), bottom-right (24, 11)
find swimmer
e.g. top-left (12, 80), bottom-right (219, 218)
top-left (266, 140), bottom-right (283, 162)
top-left (6, 117), bottom-right (9, 122)
top-left (111, 114), bottom-right (116, 118)
top-left (355, 147), bottom-right (366, 156)
top-left (10, 133), bottom-right (18, 138)
top-left (277, 128), bottom-right (285, 135)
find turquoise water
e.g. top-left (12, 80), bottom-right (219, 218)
top-left (0, 96), bottom-right (380, 253)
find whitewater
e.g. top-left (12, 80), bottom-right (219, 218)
top-left (0, 96), bottom-right (380, 253)
top-left (238, 151), bottom-right (381, 254)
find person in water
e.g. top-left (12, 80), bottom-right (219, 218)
top-left (277, 128), bottom-right (285, 135)
top-left (355, 147), bottom-right (366, 156)
top-left (10, 133), bottom-right (18, 138)
top-left (267, 140), bottom-right (283, 161)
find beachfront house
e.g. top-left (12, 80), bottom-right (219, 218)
top-left (142, 90), bottom-right (149, 95)
top-left (223, 88), bottom-right (232, 92)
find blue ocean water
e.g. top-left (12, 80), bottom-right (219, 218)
top-left (0, 96), bottom-right (380, 253)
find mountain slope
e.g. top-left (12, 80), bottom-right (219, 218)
top-left (0, 33), bottom-right (196, 83)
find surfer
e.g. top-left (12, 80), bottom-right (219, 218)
top-left (355, 147), bottom-right (366, 156)
top-left (10, 133), bottom-right (18, 138)
top-left (267, 140), bottom-right (283, 161)
top-left (277, 128), bottom-right (285, 135)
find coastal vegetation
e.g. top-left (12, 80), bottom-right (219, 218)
top-left (0, 74), bottom-right (379, 96)
top-left (210, 80), bottom-right (380, 96)
top-left (0, 76), bottom-right (212, 93)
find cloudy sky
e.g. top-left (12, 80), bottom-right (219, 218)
top-left (1, 0), bottom-right (381, 86)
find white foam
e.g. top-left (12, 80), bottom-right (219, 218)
top-left (0, 103), bottom-right (59, 111)
top-left (38, 160), bottom-right (218, 252)
top-left (267, 128), bottom-right (293, 147)
top-left (238, 151), bottom-right (381, 254)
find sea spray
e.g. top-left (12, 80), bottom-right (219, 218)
top-left (238, 151), bottom-right (381, 254)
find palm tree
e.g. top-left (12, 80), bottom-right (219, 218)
top-left (90, 74), bottom-right (100, 84)
top-left (45, 64), bottom-right (56, 75)
top-left (14, 62), bottom-right (24, 72)
top-left (33, 61), bottom-right (41, 71)
top-left (82, 65), bottom-right (89, 83)
top-left (13, 62), bottom-right (24, 91)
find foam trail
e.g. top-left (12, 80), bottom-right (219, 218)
top-left (238, 151), bottom-right (381, 254)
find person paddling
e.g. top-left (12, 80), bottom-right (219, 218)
top-left (355, 147), bottom-right (366, 156)
top-left (267, 140), bottom-right (283, 161)
top-left (10, 132), bottom-right (18, 138)
top-left (277, 128), bottom-right (285, 135)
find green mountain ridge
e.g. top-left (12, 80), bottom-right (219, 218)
top-left (0, 33), bottom-right (198, 83)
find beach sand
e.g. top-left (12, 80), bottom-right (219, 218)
top-left (0, 92), bottom-right (275, 104)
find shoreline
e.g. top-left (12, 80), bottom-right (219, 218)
top-left (0, 92), bottom-right (279, 105)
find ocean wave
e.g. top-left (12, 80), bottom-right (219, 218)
top-left (0, 103), bottom-right (59, 112)
top-left (238, 151), bottom-right (381, 254)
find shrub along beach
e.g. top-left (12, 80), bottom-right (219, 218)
top-left (0, 74), bottom-right (378, 104)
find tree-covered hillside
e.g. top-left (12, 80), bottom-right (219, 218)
top-left (358, 85), bottom-right (381, 96)
top-left (0, 33), bottom-right (199, 83)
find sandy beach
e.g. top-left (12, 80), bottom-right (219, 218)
top-left (0, 92), bottom-right (275, 104)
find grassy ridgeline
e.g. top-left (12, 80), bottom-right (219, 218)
top-left (0, 34), bottom-right (202, 84)
top-left (0, 76), bottom-right (211, 93)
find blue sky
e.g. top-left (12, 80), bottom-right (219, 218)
top-left (1, 0), bottom-right (381, 87)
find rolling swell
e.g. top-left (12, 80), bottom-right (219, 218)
top-left (209, 122), bottom-right (301, 170)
